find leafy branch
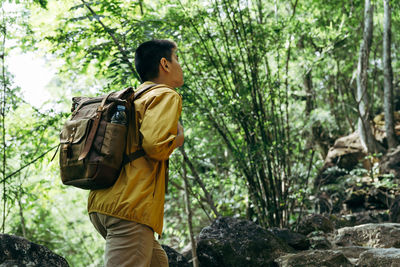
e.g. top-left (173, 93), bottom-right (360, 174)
top-left (80, 0), bottom-right (140, 80)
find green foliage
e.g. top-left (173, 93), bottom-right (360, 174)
top-left (1, 0), bottom-right (399, 262)
top-left (33, 0), bottom-right (47, 9)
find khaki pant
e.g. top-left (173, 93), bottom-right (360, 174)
top-left (89, 212), bottom-right (169, 267)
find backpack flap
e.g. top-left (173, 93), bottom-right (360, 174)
top-left (60, 118), bottom-right (91, 145)
top-left (60, 118), bottom-right (91, 166)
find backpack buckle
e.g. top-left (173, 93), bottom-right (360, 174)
top-left (62, 143), bottom-right (73, 159)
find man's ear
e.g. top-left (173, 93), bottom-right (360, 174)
top-left (159, 57), bottom-right (170, 73)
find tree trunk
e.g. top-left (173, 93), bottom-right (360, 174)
top-left (356, 0), bottom-right (382, 154)
top-left (1, 15), bottom-right (7, 233)
top-left (383, 0), bottom-right (398, 149)
top-left (303, 69), bottom-right (329, 159)
top-left (17, 190), bottom-right (27, 238)
top-left (182, 158), bottom-right (199, 267)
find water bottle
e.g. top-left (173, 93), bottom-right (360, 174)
top-left (111, 105), bottom-right (127, 125)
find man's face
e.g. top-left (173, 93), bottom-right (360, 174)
top-left (168, 48), bottom-right (184, 88)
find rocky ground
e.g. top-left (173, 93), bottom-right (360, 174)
top-left (276, 215), bottom-right (400, 266)
top-left (0, 234), bottom-right (69, 266)
top-left (184, 215), bottom-right (400, 267)
top-left (5, 214), bottom-right (400, 267)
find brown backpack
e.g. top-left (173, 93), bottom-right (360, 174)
top-left (59, 84), bottom-right (156, 190)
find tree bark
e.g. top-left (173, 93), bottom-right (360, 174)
top-left (383, 0), bottom-right (398, 149)
top-left (356, 0), bottom-right (383, 154)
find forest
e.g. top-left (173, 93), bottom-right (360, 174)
top-left (1, 0), bottom-right (400, 266)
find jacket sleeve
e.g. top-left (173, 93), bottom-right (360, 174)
top-left (140, 90), bottom-right (182, 161)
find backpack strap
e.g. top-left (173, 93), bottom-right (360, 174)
top-left (122, 149), bottom-right (145, 165)
top-left (122, 83), bottom-right (158, 165)
top-left (133, 83), bottom-right (158, 100)
top-left (78, 91), bottom-right (114, 161)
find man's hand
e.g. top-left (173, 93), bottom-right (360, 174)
top-left (175, 122), bottom-right (184, 148)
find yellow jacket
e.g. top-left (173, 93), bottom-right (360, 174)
top-left (88, 82), bottom-right (182, 235)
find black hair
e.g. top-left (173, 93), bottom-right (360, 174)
top-left (134, 39), bottom-right (176, 82)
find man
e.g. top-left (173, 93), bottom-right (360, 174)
top-left (88, 39), bottom-right (184, 267)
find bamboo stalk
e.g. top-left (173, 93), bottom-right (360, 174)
top-left (1, 8), bottom-right (7, 233)
top-left (182, 157), bottom-right (199, 267)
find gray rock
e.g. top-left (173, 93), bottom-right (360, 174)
top-left (334, 223), bottom-right (400, 248)
top-left (181, 243), bottom-right (193, 262)
top-left (390, 196), bottom-right (400, 223)
top-left (380, 145), bottom-right (400, 179)
top-left (309, 235), bottom-right (332, 250)
top-left (275, 250), bottom-right (354, 267)
top-left (343, 185), bottom-right (391, 212)
top-left (297, 214), bottom-right (334, 235)
top-left (0, 234), bottom-right (69, 267)
top-left (318, 131), bottom-right (365, 176)
top-left (161, 245), bottom-right (190, 267)
top-left (269, 228), bottom-right (310, 250)
top-left (197, 217), bottom-right (292, 267)
top-left (332, 210), bottom-right (389, 228)
top-left (357, 248), bottom-right (400, 266)
top-left (344, 189), bottom-right (367, 212)
top-left (336, 246), bottom-right (370, 259)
